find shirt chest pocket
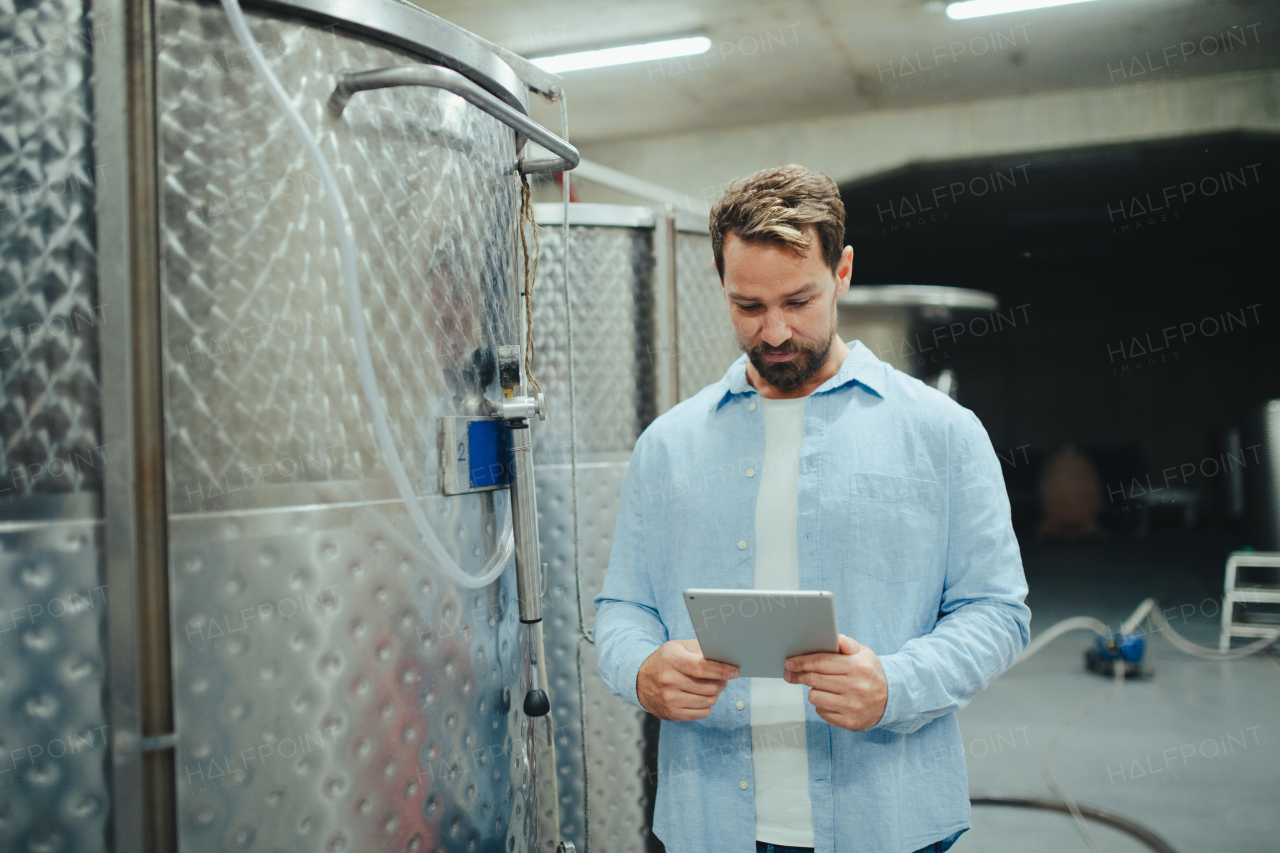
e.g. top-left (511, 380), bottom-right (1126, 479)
top-left (845, 473), bottom-right (946, 583)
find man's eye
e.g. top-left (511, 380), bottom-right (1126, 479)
top-left (787, 300), bottom-right (811, 308)
top-left (737, 304), bottom-right (762, 312)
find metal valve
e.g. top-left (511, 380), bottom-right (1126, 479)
top-left (502, 392), bottom-right (546, 421)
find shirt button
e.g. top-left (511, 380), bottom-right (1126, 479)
top-left (736, 701), bottom-right (744, 710)
top-left (738, 540), bottom-right (746, 550)
top-left (745, 468), bottom-right (755, 477)
top-left (739, 780), bottom-right (749, 789)
top-left (748, 402), bottom-right (756, 411)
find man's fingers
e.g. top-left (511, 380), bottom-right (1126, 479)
top-left (805, 687), bottom-right (843, 711)
top-left (668, 706), bottom-right (713, 721)
top-left (679, 650), bottom-right (739, 680)
top-left (673, 691), bottom-right (720, 709)
top-left (838, 634), bottom-right (862, 655)
top-left (644, 640), bottom-right (740, 721)
top-left (789, 671), bottom-right (845, 693)
top-left (784, 653), bottom-right (852, 675)
top-left (669, 672), bottom-right (728, 696)
top-left (673, 648), bottom-right (739, 681)
top-left (695, 659), bottom-right (740, 681)
top-left (786, 636), bottom-right (865, 673)
top-left (661, 690), bottom-right (719, 717)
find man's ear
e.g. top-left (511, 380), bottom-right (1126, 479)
top-left (834, 245), bottom-right (854, 299)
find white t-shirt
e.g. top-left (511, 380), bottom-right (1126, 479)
top-left (751, 394), bottom-right (815, 847)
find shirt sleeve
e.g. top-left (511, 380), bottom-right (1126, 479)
top-left (874, 409), bottom-right (1031, 734)
top-left (592, 433), bottom-right (669, 711)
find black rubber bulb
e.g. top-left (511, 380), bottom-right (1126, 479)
top-left (523, 688), bottom-right (550, 717)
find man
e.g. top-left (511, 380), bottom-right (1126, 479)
top-left (593, 165), bottom-right (1030, 853)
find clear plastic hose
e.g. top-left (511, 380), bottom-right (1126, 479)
top-left (220, 0), bottom-right (513, 588)
top-left (1143, 599), bottom-right (1280, 660)
top-left (1016, 597), bottom-right (1280, 666)
top-left (1015, 616), bottom-right (1110, 665)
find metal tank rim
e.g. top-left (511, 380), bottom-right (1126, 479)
top-left (839, 284), bottom-right (999, 310)
top-left (242, 0), bottom-right (530, 112)
top-left (532, 201), bottom-right (710, 234)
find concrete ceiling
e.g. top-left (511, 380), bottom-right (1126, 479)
top-left (416, 0), bottom-right (1280, 144)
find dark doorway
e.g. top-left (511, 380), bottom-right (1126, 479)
top-left (840, 132), bottom-right (1279, 539)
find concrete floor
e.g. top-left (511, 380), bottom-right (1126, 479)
top-left (951, 530), bottom-right (1280, 853)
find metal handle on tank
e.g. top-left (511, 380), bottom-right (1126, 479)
top-left (327, 64), bottom-right (580, 174)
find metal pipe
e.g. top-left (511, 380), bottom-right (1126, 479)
top-left (96, 0), bottom-right (166, 849)
top-left (507, 422), bottom-right (542, 623)
top-left (327, 64), bottom-right (580, 174)
top-left (651, 209), bottom-right (680, 414)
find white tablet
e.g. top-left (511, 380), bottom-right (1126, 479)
top-left (682, 589), bottom-right (839, 678)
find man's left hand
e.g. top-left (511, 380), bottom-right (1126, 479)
top-left (783, 634), bottom-right (887, 731)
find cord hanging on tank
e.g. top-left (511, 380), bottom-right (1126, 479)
top-left (518, 173), bottom-right (546, 408)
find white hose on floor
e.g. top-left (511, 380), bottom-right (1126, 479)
top-left (1140, 598), bottom-right (1280, 660)
top-left (219, 0), bottom-right (513, 588)
top-left (1016, 616), bottom-right (1110, 664)
top-left (1017, 597), bottom-right (1280, 667)
top-left (1119, 597), bottom-right (1154, 635)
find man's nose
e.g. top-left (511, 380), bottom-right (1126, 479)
top-left (760, 309), bottom-right (791, 347)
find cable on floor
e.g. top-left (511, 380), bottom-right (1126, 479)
top-left (970, 795), bottom-right (1179, 853)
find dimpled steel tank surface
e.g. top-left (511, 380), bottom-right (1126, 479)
top-left (155, 2), bottom-right (531, 852)
top-left (0, 1), bottom-right (110, 851)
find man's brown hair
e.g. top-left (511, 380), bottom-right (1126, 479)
top-left (708, 164), bottom-right (846, 278)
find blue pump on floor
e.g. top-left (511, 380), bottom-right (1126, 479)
top-left (1085, 631), bottom-right (1149, 678)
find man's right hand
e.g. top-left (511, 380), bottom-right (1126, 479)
top-left (637, 639), bottom-right (739, 721)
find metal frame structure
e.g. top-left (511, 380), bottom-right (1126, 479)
top-left (1218, 550), bottom-right (1280, 651)
top-left (532, 202), bottom-right (710, 233)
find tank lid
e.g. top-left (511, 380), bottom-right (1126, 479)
top-left (247, 0), bottom-right (529, 112)
top-left (839, 285), bottom-right (998, 311)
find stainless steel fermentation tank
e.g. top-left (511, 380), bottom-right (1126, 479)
top-left (526, 202), bottom-right (738, 853)
top-left (837, 284), bottom-right (1001, 398)
top-left (0, 0), bottom-right (590, 850)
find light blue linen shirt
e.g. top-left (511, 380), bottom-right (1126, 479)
top-left (593, 340), bottom-right (1031, 853)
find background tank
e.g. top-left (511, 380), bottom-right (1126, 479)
top-left (528, 202), bottom-right (737, 853)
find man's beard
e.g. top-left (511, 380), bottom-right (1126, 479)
top-left (743, 318), bottom-right (836, 389)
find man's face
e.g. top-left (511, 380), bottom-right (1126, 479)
top-left (720, 228), bottom-right (853, 389)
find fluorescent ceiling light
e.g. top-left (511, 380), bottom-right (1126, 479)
top-left (530, 36), bottom-right (711, 74)
top-left (946, 0), bottom-right (1099, 19)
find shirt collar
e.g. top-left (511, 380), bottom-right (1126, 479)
top-left (710, 339), bottom-right (887, 412)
